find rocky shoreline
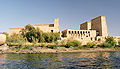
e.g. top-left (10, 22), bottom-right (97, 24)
top-left (0, 45), bottom-right (120, 54)
top-left (5, 49), bottom-right (120, 54)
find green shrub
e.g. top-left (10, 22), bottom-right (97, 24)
top-left (100, 36), bottom-right (117, 48)
top-left (21, 24), bottom-right (44, 43)
top-left (106, 36), bottom-right (116, 47)
top-left (74, 46), bottom-right (88, 50)
top-left (6, 37), bottom-right (19, 43)
top-left (100, 42), bottom-right (112, 48)
top-left (114, 47), bottom-right (120, 49)
top-left (86, 42), bottom-right (96, 48)
top-left (55, 41), bottom-right (59, 45)
top-left (23, 45), bottom-right (34, 50)
top-left (43, 33), bottom-right (60, 43)
top-left (10, 46), bottom-right (20, 51)
top-left (74, 47), bottom-right (80, 50)
top-left (46, 45), bottom-right (57, 49)
top-left (65, 40), bottom-right (81, 48)
top-left (72, 40), bottom-right (82, 47)
top-left (6, 33), bottom-right (26, 43)
top-left (118, 40), bottom-right (120, 46)
top-left (6, 34), bottom-right (27, 48)
top-left (21, 24), bottom-right (60, 43)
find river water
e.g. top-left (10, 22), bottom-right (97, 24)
top-left (0, 52), bottom-right (120, 69)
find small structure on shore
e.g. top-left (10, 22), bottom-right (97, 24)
top-left (0, 34), bottom-right (6, 45)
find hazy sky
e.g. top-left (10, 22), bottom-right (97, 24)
top-left (0, 0), bottom-right (120, 36)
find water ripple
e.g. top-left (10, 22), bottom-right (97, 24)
top-left (0, 52), bottom-right (120, 69)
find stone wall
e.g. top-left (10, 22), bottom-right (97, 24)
top-left (9, 18), bottom-right (60, 36)
top-left (91, 16), bottom-right (108, 37)
top-left (35, 18), bottom-right (59, 33)
top-left (61, 29), bottom-right (97, 45)
top-left (101, 16), bottom-right (109, 37)
top-left (35, 24), bottom-right (55, 32)
top-left (9, 28), bottom-right (23, 36)
top-left (80, 22), bottom-right (91, 30)
top-left (0, 34), bottom-right (6, 45)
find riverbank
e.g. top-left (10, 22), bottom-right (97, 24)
top-left (0, 45), bottom-right (120, 54)
top-left (7, 49), bottom-right (120, 54)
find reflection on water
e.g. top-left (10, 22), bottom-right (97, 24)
top-left (0, 52), bottom-right (120, 69)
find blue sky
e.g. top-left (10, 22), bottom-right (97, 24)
top-left (0, 0), bottom-right (120, 36)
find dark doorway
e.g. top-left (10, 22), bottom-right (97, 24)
top-left (51, 30), bottom-right (53, 33)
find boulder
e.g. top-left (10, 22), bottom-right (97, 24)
top-left (0, 45), bottom-right (9, 51)
top-left (0, 34), bottom-right (6, 45)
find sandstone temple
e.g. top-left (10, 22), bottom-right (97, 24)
top-left (9, 16), bottom-right (109, 44)
top-left (61, 16), bottom-right (108, 44)
top-left (9, 18), bottom-right (60, 36)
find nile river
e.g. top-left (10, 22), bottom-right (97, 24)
top-left (0, 52), bottom-right (120, 69)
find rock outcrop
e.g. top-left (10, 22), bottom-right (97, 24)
top-left (0, 34), bottom-right (6, 45)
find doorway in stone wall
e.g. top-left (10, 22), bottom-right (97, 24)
top-left (51, 30), bottom-right (53, 33)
